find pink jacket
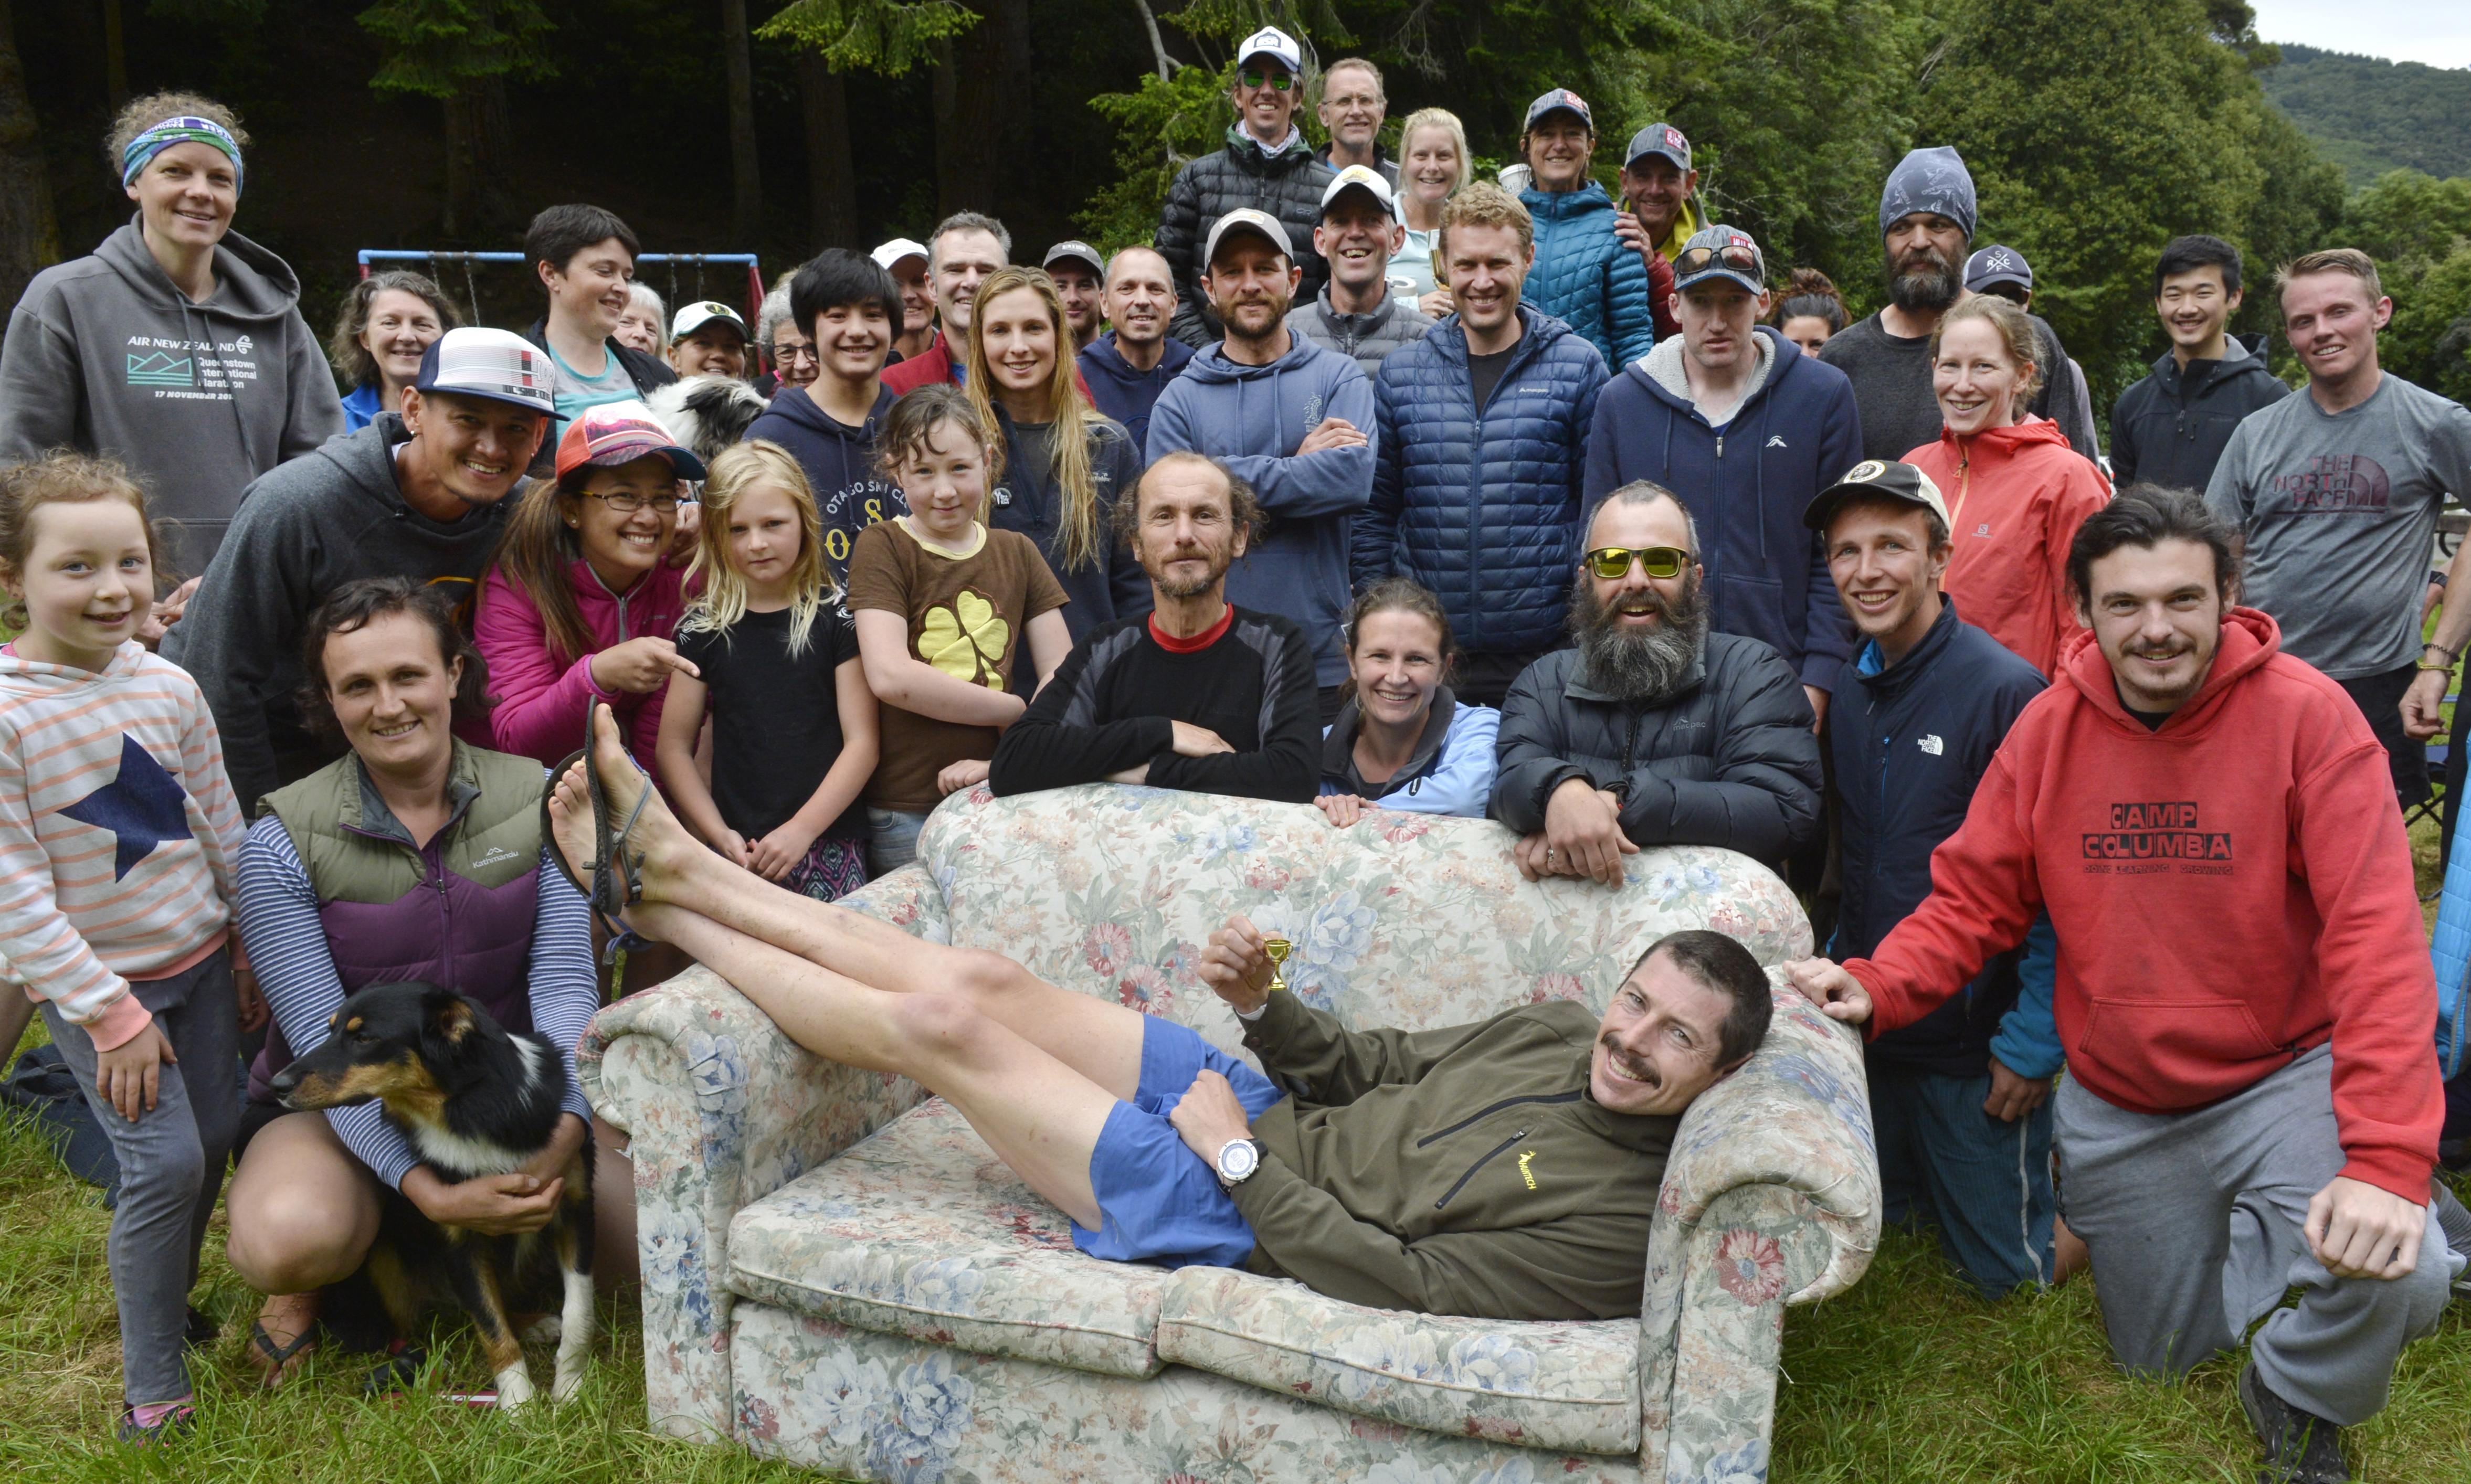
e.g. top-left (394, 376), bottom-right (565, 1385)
top-left (474, 557), bottom-right (688, 770)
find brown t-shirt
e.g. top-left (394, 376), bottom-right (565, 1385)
top-left (846, 517), bottom-right (1069, 812)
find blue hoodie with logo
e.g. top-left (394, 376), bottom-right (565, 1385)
top-left (1147, 335), bottom-right (1376, 685)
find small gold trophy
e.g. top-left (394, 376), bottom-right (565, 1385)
top-left (1261, 937), bottom-right (1293, 993)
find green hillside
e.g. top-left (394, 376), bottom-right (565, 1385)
top-left (2257, 44), bottom-right (2471, 184)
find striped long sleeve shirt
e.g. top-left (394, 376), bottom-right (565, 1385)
top-left (236, 818), bottom-right (597, 1190)
top-left (0, 642), bottom-right (245, 1050)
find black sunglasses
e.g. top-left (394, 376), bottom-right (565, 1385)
top-left (1238, 68), bottom-right (1296, 92)
top-left (1673, 242), bottom-right (1762, 282)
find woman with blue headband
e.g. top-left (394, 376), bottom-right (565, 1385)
top-left (0, 91), bottom-right (343, 582)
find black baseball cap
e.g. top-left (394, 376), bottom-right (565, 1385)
top-left (1803, 460), bottom-right (1951, 532)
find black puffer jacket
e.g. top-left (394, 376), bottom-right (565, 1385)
top-left (1156, 129), bottom-right (1336, 347)
top-left (2108, 337), bottom-right (2289, 493)
top-left (1492, 632), bottom-right (1822, 864)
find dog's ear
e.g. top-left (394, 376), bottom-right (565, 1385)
top-left (429, 990), bottom-right (477, 1046)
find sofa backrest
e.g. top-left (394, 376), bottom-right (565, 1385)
top-left (916, 786), bottom-right (1811, 1058)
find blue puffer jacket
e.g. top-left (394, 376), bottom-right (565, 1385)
top-left (2429, 820), bottom-right (2471, 1078)
top-left (1519, 182), bottom-right (1655, 370)
top-left (1355, 306), bottom-right (1609, 654)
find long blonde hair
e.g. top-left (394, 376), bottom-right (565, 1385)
top-left (681, 441), bottom-right (833, 657)
top-left (960, 266), bottom-right (1110, 573)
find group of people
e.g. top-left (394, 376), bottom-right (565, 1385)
top-left (2, 56), bottom-right (2469, 1484)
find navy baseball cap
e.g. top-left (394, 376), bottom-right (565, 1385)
top-left (1965, 244), bottom-right (2033, 295)
top-left (1523, 88), bottom-right (1593, 132)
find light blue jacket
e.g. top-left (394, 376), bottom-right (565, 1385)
top-left (1319, 690), bottom-right (1499, 819)
top-left (1519, 181), bottom-right (1655, 370)
top-left (2430, 821), bottom-right (2471, 1077)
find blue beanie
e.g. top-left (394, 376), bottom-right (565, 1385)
top-left (1878, 146), bottom-right (1976, 241)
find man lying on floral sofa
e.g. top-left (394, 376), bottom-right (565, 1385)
top-left (550, 702), bottom-right (1771, 1320)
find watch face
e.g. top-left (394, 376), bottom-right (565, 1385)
top-left (1218, 1140), bottom-right (1260, 1181)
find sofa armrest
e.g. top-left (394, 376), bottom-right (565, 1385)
top-left (1632, 974), bottom-right (1879, 1482)
top-left (578, 864), bottom-right (946, 1439)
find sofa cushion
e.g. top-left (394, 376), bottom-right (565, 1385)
top-left (1156, 1266), bottom-right (1642, 1456)
top-left (726, 1098), bottom-right (1169, 1379)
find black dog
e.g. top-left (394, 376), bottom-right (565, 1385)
top-left (271, 981), bottom-right (595, 1408)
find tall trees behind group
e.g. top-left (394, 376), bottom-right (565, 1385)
top-left (0, 0), bottom-right (2462, 411)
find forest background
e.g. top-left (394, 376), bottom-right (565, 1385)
top-left (2, 0), bottom-right (2468, 433)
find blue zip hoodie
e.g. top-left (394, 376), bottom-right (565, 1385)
top-left (1147, 335), bottom-right (1376, 685)
top-left (1519, 181), bottom-right (1655, 370)
top-left (1828, 598), bottom-right (2058, 1079)
top-left (1585, 326), bottom-right (1862, 691)
top-left (1079, 332), bottom-right (1195, 454)
top-left (1319, 687), bottom-right (1500, 818)
top-left (743, 383), bottom-right (906, 588)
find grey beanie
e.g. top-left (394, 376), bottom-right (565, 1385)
top-left (1878, 146), bottom-right (1977, 240)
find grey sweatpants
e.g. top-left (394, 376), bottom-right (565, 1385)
top-left (2055, 1044), bottom-right (2456, 1425)
top-left (39, 950), bottom-right (239, 1405)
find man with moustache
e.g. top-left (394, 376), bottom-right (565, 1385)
top-left (1148, 209), bottom-right (1375, 724)
top-left (882, 213), bottom-right (1011, 393)
top-left (1791, 486), bottom-right (2457, 1484)
top-left (744, 249), bottom-right (908, 587)
top-left (1818, 148), bottom-right (2095, 462)
top-left (1079, 245), bottom-right (1194, 452)
top-left (1492, 482), bottom-right (1823, 879)
top-left (1807, 460), bottom-right (2063, 1298)
top-left (163, 327), bottom-right (555, 812)
top-left (990, 451), bottom-right (1319, 802)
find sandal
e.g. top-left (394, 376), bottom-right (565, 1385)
top-left (363, 1338), bottom-right (429, 1397)
top-left (248, 1318), bottom-right (318, 1390)
top-left (542, 703), bottom-right (652, 923)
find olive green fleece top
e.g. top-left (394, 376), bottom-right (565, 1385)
top-left (1233, 991), bottom-right (1679, 1320)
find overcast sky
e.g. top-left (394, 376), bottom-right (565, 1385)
top-left (2250, 1), bottom-right (2471, 69)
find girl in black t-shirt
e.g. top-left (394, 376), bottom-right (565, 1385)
top-left (656, 440), bottom-right (879, 900)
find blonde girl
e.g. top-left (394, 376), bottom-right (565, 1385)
top-left (962, 265), bottom-right (1150, 640)
top-left (659, 441), bottom-right (878, 900)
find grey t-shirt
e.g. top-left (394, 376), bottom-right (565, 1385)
top-left (2205, 373), bottom-right (2471, 679)
top-left (1818, 310), bottom-right (2097, 464)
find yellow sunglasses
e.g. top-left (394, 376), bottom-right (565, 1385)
top-left (1585, 545), bottom-right (1689, 580)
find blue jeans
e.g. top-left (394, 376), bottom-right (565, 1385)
top-left (866, 808), bottom-right (927, 875)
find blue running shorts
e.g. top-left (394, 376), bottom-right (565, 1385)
top-left (1071, 1017), bottom-right (1288, 1268)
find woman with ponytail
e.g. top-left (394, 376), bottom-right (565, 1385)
top-left (1772, 267), bottom-right (1849, 357)
top-left (962, 266), bottom-right (1151, 642)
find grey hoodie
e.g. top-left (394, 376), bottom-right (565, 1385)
top-left (0, 218), bottom-right (344, 575)
top-left (160, 415), bottom-right (516, 813)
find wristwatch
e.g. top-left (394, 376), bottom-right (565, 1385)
top-left (1215, 1137), bottom-right (1264, 1189)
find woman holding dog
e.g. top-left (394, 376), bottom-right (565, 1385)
top-left (223, 578), bottom-right (625, 1389)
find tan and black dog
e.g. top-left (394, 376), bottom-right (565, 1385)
top-left (272, 980), bottom-right (595, 1408)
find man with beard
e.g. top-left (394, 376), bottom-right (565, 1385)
top-left (1807, 459), bottom-right (2065, 1298)
top-left (1149, 209), bottom-right (1375, 724)
top-left (990, 451), bottom-right (1319, 802)
top-left (1080, 246), bottom-right (1194, 453)
top-left (1818, 148), bottom-right (2096, 463)
top-left (1792, 487), bottom-right (2456, 1484)
top-left (1492, 481), bottom-right (1823, 879)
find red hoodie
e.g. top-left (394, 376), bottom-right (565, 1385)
top-left (1844, 608), bottom-right (2441, 1201)
top-left (1906, 417), bottom-right (2111, 676)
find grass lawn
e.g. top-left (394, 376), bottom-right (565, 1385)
top-left (0, 819), bottom-right (2464, 1480)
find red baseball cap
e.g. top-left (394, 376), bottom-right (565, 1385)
top-left (553, 400), bottom-right (706, 482)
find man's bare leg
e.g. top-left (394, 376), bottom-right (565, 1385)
top-left (552, 707), bottom-right (1150, 1099)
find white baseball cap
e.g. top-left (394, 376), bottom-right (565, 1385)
top-left (1319, 164), bottom-right (1398, 221)
top-left (413, 327), bottom-right (556, 420)
top-left (1235, 26), bottom-right (1302, 73)
top-left (670, 301), bottom-right (747, 342)
top-left (871, 238), bottom-right (929, 272)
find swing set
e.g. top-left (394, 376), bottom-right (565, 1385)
top-left (354, 249), bottom-right (766, 334)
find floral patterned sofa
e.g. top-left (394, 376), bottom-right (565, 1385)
top-left (580, 785), bottom-right (1879, 1484)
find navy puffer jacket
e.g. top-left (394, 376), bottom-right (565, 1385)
top-left (1355, 306), bottom-right (1609, 654)
top-left (1518, 182), bottom-right (1655, 371)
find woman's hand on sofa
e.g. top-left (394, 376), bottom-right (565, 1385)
top-left (1315, 793), bottom-right (1366, 828)
top-left (1199, 915), bottom-right (1274, 1015)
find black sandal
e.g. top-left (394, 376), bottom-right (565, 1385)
top-left (540, 704), bottom-right (658, 962)
top-left (247, 1319), bottom-right (316, 1388)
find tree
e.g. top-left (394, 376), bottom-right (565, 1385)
top-left (723, 0), bottom-right (762, 242)
top-left (760, 0), bottom-right (984, 226)
top-left (1907, 0), bottom-right (2341, 410)
top-left (358, 0), bottom-right (557, 236)
top-left (0, 0), bottom-right (58, 311)
top-left (2347, 170), bottom-right (2471, 406)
